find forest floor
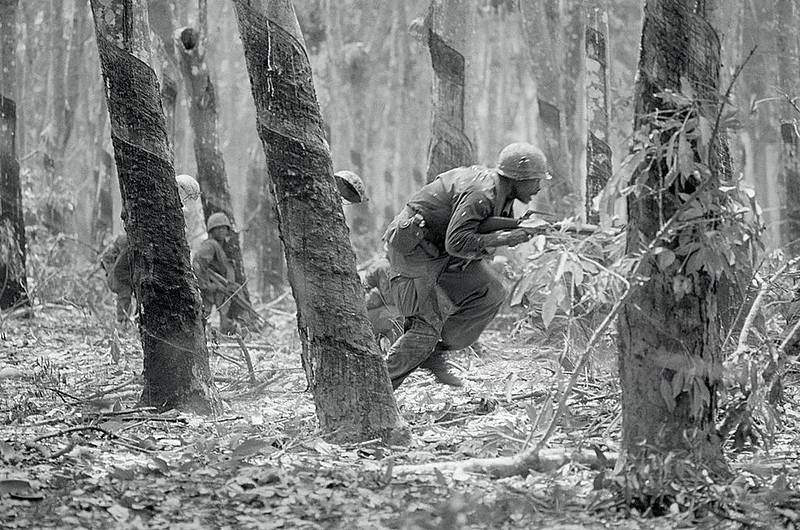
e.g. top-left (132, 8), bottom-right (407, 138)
top-left (1, 298), bottom-right (800, 529)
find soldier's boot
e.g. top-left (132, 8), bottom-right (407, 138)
top-left (420, 348), bottom-right (463, 387)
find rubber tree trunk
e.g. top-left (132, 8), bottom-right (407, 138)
top-left (778, 0), bottom-right (800, 251)
top-left (175, 24), bottom-right (250, 296)
top-left (147, 0), bottom-right (179, 148)
top-left (90, 0), bottom-right (220, 415)
top-left (0, 0), bottom-right (28, 311)
top-left (233, 0), bottom-right (408, 445)
top-left (425, 0), bottom-right (475, 183)
top-left (243, 147), bottom-right (284, 299)
top-left (618, 0), bottom-right (727, 472)
top-left (584, 5), bottom-right (612, 225)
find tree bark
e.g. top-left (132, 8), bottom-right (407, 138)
top-left (90, 0), bottom-right (220, 414)
top-left (148, 0), bottom-right (179, 148)
top-left (777, 0), bottom-right (800, 251)
top-left (585, 5), bottom-right (612, 225)
top-left (243, 146), bottom-right (284, 299)
top-left (425, 0), bottom-right (475, 183)
top-left (518, 0), bottom-right (582, 218)
top-left (175, 24), bottom-right (250, 297)
top-left (618, 0), bottom-right (727, 472)
top-left (233, 0), bottom-right (407, 445)
top-left (0, 0), bottom-right (28, 310)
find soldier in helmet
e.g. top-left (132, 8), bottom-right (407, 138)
top-left (176, 173), bottom-right (206, 257)
top-left (383, 142), bottom-right (552, 389)
top-left (193, 212), bottom-right (238, 335)
top-left (334, 170), bottom-right (367, 205)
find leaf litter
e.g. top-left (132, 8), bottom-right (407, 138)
top-left (0, 303), bottom-right (799, 529)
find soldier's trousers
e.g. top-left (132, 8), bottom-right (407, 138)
top-left (384, 242), bottom-right (506, 387)
top-left (201, 289), bottom-right (234, 334)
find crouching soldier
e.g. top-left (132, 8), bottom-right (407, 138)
top-left (193, 213), bottom-right (239, 335)
top-left (361, 256), bottom-right (403, 351)
top-left (99, 232), bottom-right (133, 327)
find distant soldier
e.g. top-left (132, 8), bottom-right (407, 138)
top-left (176, 173), bottom-right (206, 257)
top-left (99, 232), bottom-right (133, 326)
top-left (193, 212), bottom-right (238, 335)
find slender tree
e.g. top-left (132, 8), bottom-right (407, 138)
top-left (175, 19), bottom-right (251, 296)
top-left (148, 0), bottom-right (179, 147)
top-left (90, 0), bottom-right (219, 414)
top-left (584, 4), bottom-right (612, 225)
top-left (617, 0), bottom-right (729, 472)
top-left (233, 0), bottom-right (407, 444)
top-left (0, 0), bottom-right (27, 311)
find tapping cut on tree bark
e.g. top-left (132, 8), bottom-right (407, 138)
top-left (90, 0), bottom-right (220, 415)
top-left (233, 0), bottom-right (408, 445)
top-left (425, 0), bottom-right (475, 183)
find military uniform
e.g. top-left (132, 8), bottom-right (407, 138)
top-left (361, 257), bottom-right (403, 347)
top-left (99, 233), bottom-right (133, 324)
top-left (193, 236), bottom-right (236, 334)
top-left (383, 165), bottom-right (516, 388)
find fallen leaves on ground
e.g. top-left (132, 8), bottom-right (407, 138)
top-left (0, 303), bottom-right (798, 529)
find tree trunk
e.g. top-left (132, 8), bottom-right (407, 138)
top-left (0, 0), bottom-right (28, 311)
top-left (617, 0), bottom-right (727, 471)
top-left (584, 4), bottom-right (612, 225)
top-left (175, 24), bottom-right (250, 297)
top-left (233, 0), bottom-right (407, 445)
top-left (90, 0), bottom-right (219, 415)
top-left (243, 147), bottom-right (284, 299)
top-left (425, 0), bottom-right (475, 183)
top-left (148, 0), bottom-right (179, 148)
top-left (778, 0), bottom-right (800, 251)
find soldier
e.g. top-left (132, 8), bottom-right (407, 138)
top-left (193, 212), bottom-right (238, 335)
top-left (383, 142), bottom-right (551, 389)
top-left (176, 173), bottom-right (206, 258)
top-left (360, 255), bottom-right (403, 350)
top-left (99, 232), bottom-right (133, 326)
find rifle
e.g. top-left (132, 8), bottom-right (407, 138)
top-left (477, 216), bottom-right (621, 236)
top-left (207, 269), bottom-right (267, 325)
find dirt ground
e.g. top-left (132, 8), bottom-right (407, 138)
top-left (1, 300), bottom-right (799, 529)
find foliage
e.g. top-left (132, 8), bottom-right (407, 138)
top-left (22, 227), bottom-right (107, 310)
top-left (509, 226), bottom-right (628, 336)
top-left (593, 446), bottom-right (799, 526)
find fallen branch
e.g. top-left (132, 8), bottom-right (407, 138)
top-left (25, 425), bottom-right (152, 455)
top-left (79, 376), bottom-right (137, 402)
top-left (393, 447), bottom-right (615, 478)
top-left (235, 336), bottom-right (258, 386)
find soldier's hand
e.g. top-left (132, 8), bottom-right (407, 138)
top-left (503, 228), bottom-right (533, 248)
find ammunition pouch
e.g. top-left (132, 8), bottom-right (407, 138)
top-left (386, 208), bottom-right (428, 255)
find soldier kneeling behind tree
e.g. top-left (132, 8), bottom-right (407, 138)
top-left (193, 212), bottom-right (243, 335)
top-left (99, 232), bottom-right (134, 327)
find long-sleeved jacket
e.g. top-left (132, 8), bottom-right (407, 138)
top-left (406, 166), bottom-right (514, 260)
top-left (192, 238), bottom-right (235, 292)
top-left (99, 233), bottom-right (131, 294)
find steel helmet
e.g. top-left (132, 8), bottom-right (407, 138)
top-left (334, 170), bottom-right (367, 204)
top-left (207, 212), bottom-right (232, 231)
top-left (497, 143), bottom-right (552, 181)
top-left (176, 174), bottom-right (201, 203)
